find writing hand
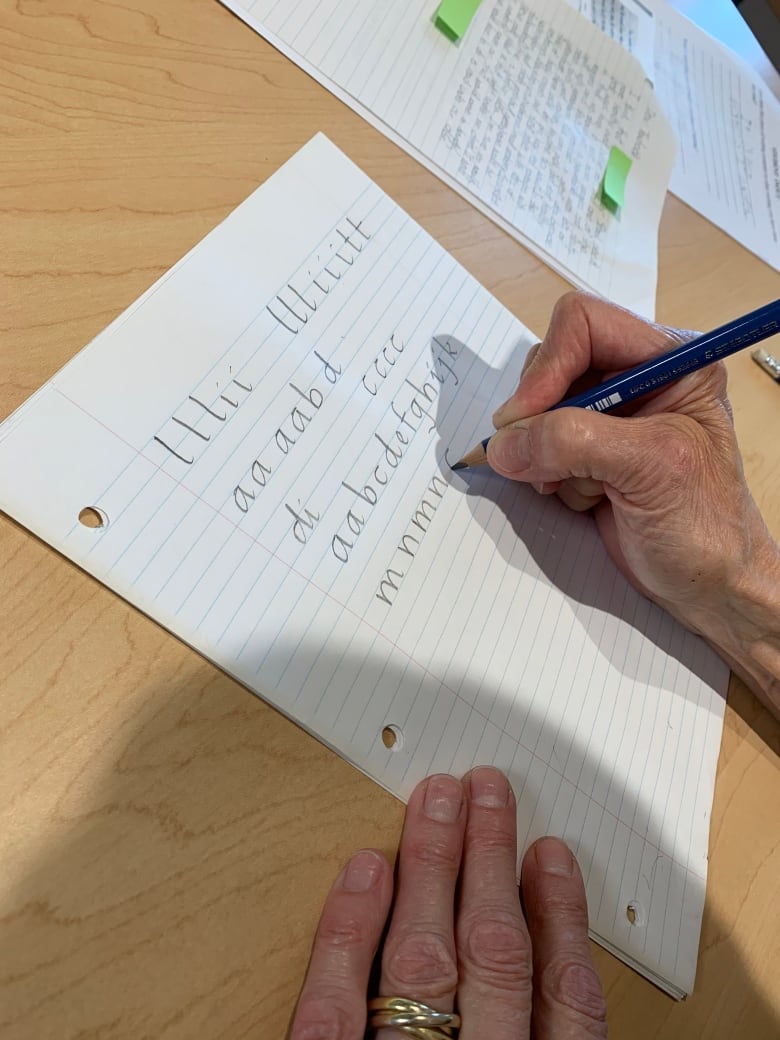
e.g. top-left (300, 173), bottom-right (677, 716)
top-left (488, 293), bottom-right (780, 716)
top-left (289, 767), bottom-right (606, 1039)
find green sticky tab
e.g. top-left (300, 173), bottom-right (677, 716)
top-left (435, 0), bottom-right (483, 40)
top-left (601, 146), bottom-right (632, 210)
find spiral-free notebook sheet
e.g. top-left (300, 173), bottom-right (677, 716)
top-left (216, 0), bottom-right (676, 317)
top-left (0, 135), bottom-right (727, 997)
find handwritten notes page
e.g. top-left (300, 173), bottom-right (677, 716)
top-left (219, 0), bottom-right (675, 317)
top-left (644, 0), bottom-right (780, 270)
top-left (0, 136), bottom-right (726, 997)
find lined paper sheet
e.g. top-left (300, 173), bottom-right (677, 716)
top-left (219, 0), bottom-right (675, 317)
top-left (0, 135), bottom-right (727, 996)
top-left (643, 0), bottom-right (780, 270)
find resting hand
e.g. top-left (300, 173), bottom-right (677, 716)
top-left (290, 767), bottom-right (606, 1040)
top-left (488, 293), bottom-right (780, 715)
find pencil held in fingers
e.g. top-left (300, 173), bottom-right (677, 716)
top-left (453, 296), bottom-right (780, 472)
top-left (450, 437), bottom-right (490, 471)
top-left (452, 419), bottom-right (539, 472)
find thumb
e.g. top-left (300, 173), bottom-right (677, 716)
top-left (487, 407), bottom-right (677, 498)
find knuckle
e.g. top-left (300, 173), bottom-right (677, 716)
top-left (665, 438), bottom-right (696, 483)
top-left (571, 412), bottom-right (601, 455)
top-left (532, 412), bottom-right (587, 479)
top-left (316, 912), bottom-right (370, 951)
top-left (526, 416), bottom-right (562, 477)
top-left (533, 889), bottom-right (590, 932)
top-left (405, 834), bottom-right (461, 873)
top-left (463, 823), bottom-right (517, 859)
top-left (540, 957), bottom-right (608, 1033)
top-left (700, 362), bottom-right (734, 423)
top-left (458, 910), bottom-right (532, 990)
top-left (292, 991), bottom-right (363, 1040)
top-left (383, 928), bottom-right (459, 995)
top-left (708, 359), bottom-right (729, 397)
top-left (654, 423), bottom-right (699, 485)
top-left (552, 290), bottom-right (587, 323)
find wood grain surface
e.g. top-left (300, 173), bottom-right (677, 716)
top-left (1, 2), bottom-right (779, 1037)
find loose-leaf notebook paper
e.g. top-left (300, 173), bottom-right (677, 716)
top-left (217, 0), bottom-right (676, 317)
top-left (0, 136), bottom-right (727, 997)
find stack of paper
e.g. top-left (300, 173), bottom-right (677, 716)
top-left (572, 0), bottom-right (780, 269)
top-left (218, 0), bottom-right (676, 316)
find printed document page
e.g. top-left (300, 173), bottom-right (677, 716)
top-left (645, 0), bottom-right (780, 270)
top-left (220, 0), bottom-right (676, 317)
top-left (0, 135), bottom-right (726, 996)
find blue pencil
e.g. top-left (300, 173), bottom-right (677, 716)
top-left (451, 297), bottom-right (780, 470)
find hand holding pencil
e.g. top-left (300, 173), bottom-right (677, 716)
top-left (464, 293), bottom-right (780, 714)
top-left (454, 294), bottom-right (780, 473)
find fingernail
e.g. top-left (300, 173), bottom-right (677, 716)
top-left (535, 837), bottom-right (574, 876)
top-left (469, 766), bottom-right (510, 808)
top-left (341, 850), bottom-right (383, 892)
top-left (490, 425), bottom-right (531, 472)
top-left (423, 775), bottom-right (463, 823)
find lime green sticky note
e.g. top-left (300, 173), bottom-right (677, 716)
top-left (601, 146), bottom-right (632, 211)
top-left (435, 0), bottom-right (483, 40)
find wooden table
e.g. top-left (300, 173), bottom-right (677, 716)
top-left (1, 2), bottom-right (779, 1037)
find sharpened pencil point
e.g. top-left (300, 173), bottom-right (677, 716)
top-left (450, 439), bottom-right (490, 471)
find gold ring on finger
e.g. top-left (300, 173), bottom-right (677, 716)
top-left (368, 996), bottom-right (460, 1037)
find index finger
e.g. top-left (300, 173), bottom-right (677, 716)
top-left (290, 850), bottom-right (393, 1040)
top-left (493, 292), bottom-right (691, 426)
top-left (520, 838), bottom-right (607, 1040)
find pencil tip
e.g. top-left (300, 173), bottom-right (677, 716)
top-left (450, 441), bottom-right (490, 471)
